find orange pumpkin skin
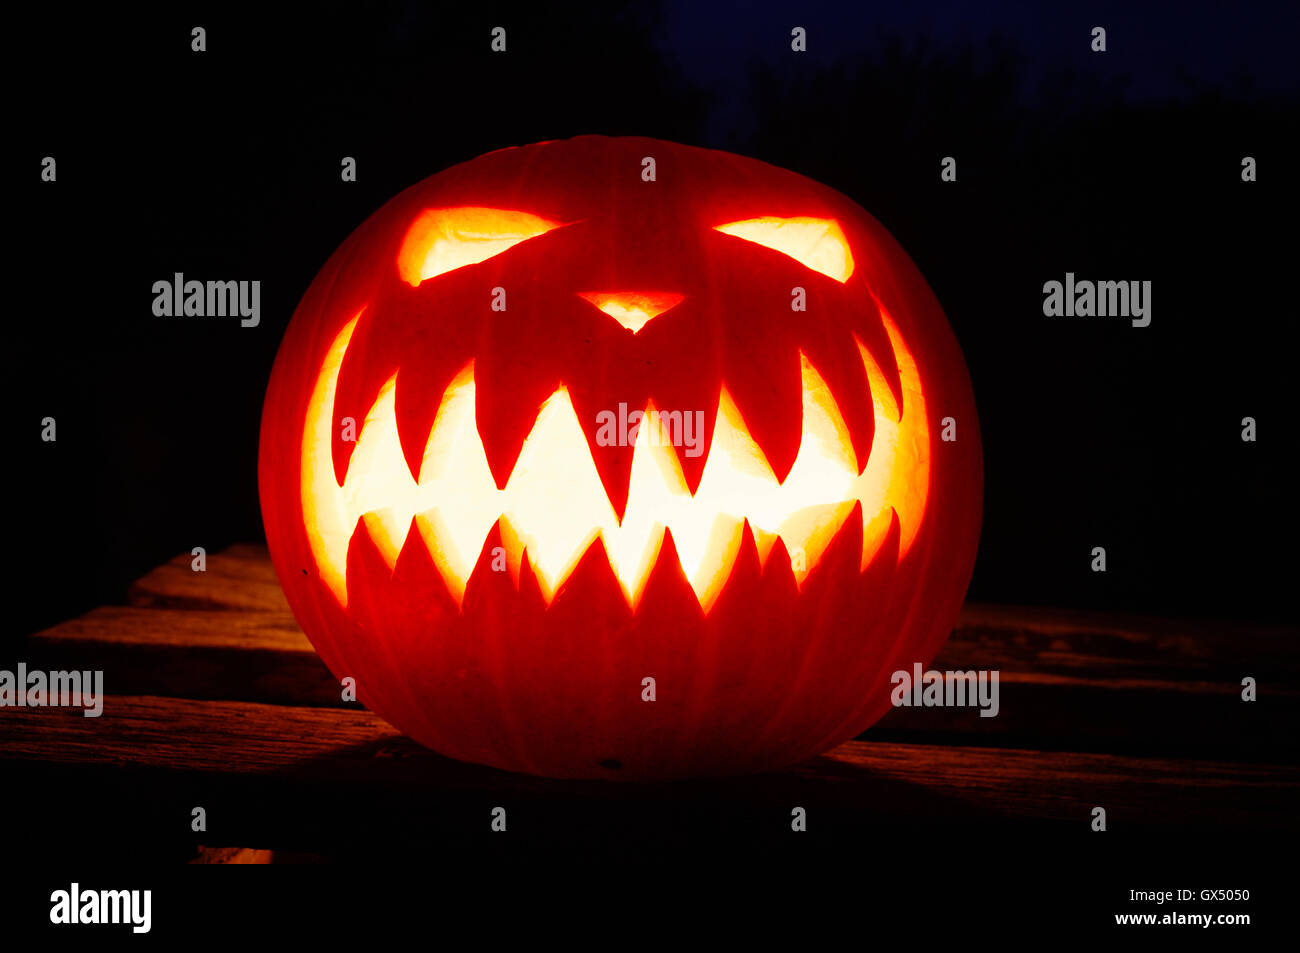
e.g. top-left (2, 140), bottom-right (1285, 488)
top-left (259, 136), bottom-right (982, 780)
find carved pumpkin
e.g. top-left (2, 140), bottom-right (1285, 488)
top-left (259, 136), bottom-right (982, 780)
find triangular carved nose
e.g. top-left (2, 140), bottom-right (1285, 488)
top-left (577, 291), bottom-right (684, 333)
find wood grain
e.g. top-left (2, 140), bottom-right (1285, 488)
top-left (127, 544), bottom-right (288, 612)
top-left (25, 606), bottom-right (341, 708)
top-left (1, 696), bottom-right (1294, 851)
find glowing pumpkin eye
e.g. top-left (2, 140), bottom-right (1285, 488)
top-left (713, 217), bottom-right (855, 283)
top-left (397, 207), bottom-right (565, 285)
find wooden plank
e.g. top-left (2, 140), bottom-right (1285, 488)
top-left (952, 602), bottom-right (1299, 681)
top-left (127, 544), bottom-right (289, 612)
top-left (34, 605), bottom-right (306, 653)
top-left (24, 606), bottom-right (341, 708)
top-left (0, 696), bottom-right (1294, 851)
top-left (189, 847), bottom-right (273, 864)
top-left (28, 546), bottom-right (1300, 755)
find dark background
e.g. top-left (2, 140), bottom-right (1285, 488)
top-left (12, 0), bottom-right (1298, 638)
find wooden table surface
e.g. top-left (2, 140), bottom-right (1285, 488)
top-left (3, 544), bottom-right (1296, 859)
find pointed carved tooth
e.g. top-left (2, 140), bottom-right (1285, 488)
top-left (861, 507), bottom-right (900, 573)
top-left (751, 526), bottom-right (780, 566)
top-left (393, 515), bottom-right (459, 615)
top-left (557, 299), bottom-right (648, 519)
top-left (472, 291), bottom-right (578, 488)
top-left (722, 344), bottom-right (803, 484)
top-left (709, 519), bottom-right (764, 613)
top-left (799, 499), bottom-right (864, 593)
top-left (801, 328), bottom-right (874, 476)
top-left (850, 289), bottom-right (903, 417)
top-left (780, 500), bottom-right (857, 590)
top-left (360, 511), bottom-right (404, 570)
top-left (858, 339), bottom-right (900, 423)
top-left (496, 515), bottom-right (527, 587)
top-left (344, 513), bottom-right (398, 608)
top-left (513, 547), bottom-right (550, 613)
top-left (567, 385), bottom-right (641, 523)
top-left (395, 360), bottom-right (473, 486)
top-left (760, 536), bottom-right (800, 601)
top-left (550, 532), bottom-right (624, 608)
top-left (476, 371), bottom-right (560, 491)
top-left (637, 528), bottom-right (705, 623)
top-left (687, 514), bottom-right (746, 612)
top-left (646, 377), bottom-right (719, 498)
top-left (461, 519), bottom-right (512, 612)
top-left (630, 294), bottom-right (720, 496)
top-left (330, 308), bottom-right (393, 488)
top-left (414, 512), bottom-right (469, 607)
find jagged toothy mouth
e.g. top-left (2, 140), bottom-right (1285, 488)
top-left (300, 304), bottom-right (930, 614)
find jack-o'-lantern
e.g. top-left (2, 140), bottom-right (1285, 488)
top-left (259, 136), bottom-right (982, 780)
